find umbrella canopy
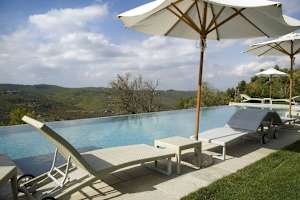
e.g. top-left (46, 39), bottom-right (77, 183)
top-left (246, 32), bottom-right (300, 116)
top-left (255, 68), bottom-right (288, 77)
top-left (118, 0), bottom-right (300, 40)
top-left (255, 68), bottom-right (288, 99)
top-left (118, 0), bottom-right (300, 139)
top-left (246, 32), bottom-right (300, 56)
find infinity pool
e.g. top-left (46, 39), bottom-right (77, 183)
top-left (0, 106), bottom-right (236, 174)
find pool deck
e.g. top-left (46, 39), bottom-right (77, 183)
top-left (3, 126), bottom-right (300, 200)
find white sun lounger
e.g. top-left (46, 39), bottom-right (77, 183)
top-left (198, 109), bottom-right (273, 160)
top-left (20, 116), bottom-right (175, 199)
top-left (265, 112), bottom-right (298, 138)
top-left (241, 94), bottom-right (299, 105)
top-left (240, 94), bottom-right (265, 103)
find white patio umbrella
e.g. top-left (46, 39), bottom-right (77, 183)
top-left (255, 68), bottom-right (288, 99)
top-left (247, 32), bottom-right (300, 117)
top-left (118, 0), bottom-right (300, 140)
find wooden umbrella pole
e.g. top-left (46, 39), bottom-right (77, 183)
top-left (195, 37), bottom-right (206, 140)
top-left (269, 76), bottom-right (272, 100)
top-left (289, 41), bottom-right (294, 117)
top-left (289, 55), bottom-right (294, 117)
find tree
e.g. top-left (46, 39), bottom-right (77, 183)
top-left (176, 83), bottom-right (229, 109)
top-left (110, 73), bottom-right (159, 114)
top-left (237, 80), bottom-right (247, 93)
top-left (9, 108), bottom-right (35, 125)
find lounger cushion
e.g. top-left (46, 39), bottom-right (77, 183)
top-left (198, 127), bottom-right (249, 146)
top-left (227, 109), bottom-right (269, 131)
top-left (81, 144), bottom-right (174, 175)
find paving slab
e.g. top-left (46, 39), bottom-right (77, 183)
top-left (12, 127), bottom-right (300, 200)
top-left (155, 174), bottom-right (208, 199)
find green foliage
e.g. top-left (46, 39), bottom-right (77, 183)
top-left (176, 83), bottom-right (230, 109)
top-left (182, 140), bottom-right (300, 200)
top-left (0, 84), bottom-right (195, 126)
top-left (237, 66), bottom-right (300, 99)
top-left (9, 108), bottom-right (36, 125)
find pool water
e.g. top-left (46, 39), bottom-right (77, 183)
top-left (0, 106), bottom-right (236, 174)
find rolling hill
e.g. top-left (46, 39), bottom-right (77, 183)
top-left (0, 84), bottom-right (195, 125)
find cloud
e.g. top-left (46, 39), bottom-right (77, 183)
top-left (229, 56), bottom-right (293, 78)
top-left (29, 5), bottom-right (108, 33)
top-left (215, 40), bottom-right (237, 49)
top-left (0, 2), bottom-right (299, 90)
top-left (0, 4), bottom-right (201, 90)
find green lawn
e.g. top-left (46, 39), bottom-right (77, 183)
top-left (182, 140), bottom-right (300, 200)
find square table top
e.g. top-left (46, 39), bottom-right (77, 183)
top-left (155, 136), bottom-right (201, 150)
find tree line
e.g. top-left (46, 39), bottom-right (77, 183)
top-left (235, 65), bottom-right (300, 99)
top-left (3, 66), bottom-right (299, 126)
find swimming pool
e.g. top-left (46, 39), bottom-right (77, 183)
top-left (0, 106), bottom-right (236, 174)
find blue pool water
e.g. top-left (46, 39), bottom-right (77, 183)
top-left (0, 106), bottom-right (236, 174)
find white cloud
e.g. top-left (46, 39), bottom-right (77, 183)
top-left (0, 1), bottom-right (299, 90)
top-left (215, 40), bottom-right (237, 49)
top-left (29, 5), bottom-right (108, 33)
top-left (229, 56), bottom-right (294, 78)
top-left (0, 4), bottom-right (201, 90)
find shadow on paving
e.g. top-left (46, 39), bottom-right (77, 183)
top-left (14, 146), bottom-right (99, 175)
top-left (13, 128), bottom-right (300, 199)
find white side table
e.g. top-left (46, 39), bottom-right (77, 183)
top-left (0, 154), bottom-right (18, 200)
top-left (154, 136), bottom-right (202, 174)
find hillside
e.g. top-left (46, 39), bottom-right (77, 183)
top-left (0, 84), bottom-right (195, 125)
top-left (236, 67), bottom-right (300, 99)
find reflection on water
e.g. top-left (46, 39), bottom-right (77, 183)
top-left (0, 106), bottom-right (236, 174)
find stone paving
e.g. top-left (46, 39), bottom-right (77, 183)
top-left (2, 127), bottom-right (300, 200)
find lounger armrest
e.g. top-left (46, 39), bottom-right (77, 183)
top-left (22, 115), bottom-right (44, 129)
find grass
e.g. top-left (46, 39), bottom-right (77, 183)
top-left (182, 140), bottom-right (300, 200)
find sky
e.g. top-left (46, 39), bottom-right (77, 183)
top-left (0, 0), bottom-right (300, 90)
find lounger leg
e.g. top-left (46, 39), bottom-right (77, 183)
top-left (10, 176), bottom-right (18, 200)
top-left (176, 149), bottom-right (181, 175)
top-left (222, 145), bottom-right (226, 161)
top-left (143, 158), bottom-right (173, 176)
top-left (261, 134), bottom-right (267, 144)
top-left (167, 158), bottom-right (172, 176)
top-left (273, 127), bottom-right (277, 139)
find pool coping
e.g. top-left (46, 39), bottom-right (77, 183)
top-left (0, 105), bottom-right (230, 128)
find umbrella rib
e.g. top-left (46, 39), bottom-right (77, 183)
top-left (294, 48), bottom-right (300, 55)
top-left (202, 1), bottom-right (208, 38)
top-left (232, 8), bottom-right (269, 38)
top-left (246, 43), bottom-right (270, 53)
top-left (170, 3), bottom-right (202, 34)
top-left (209, 4), bottom-right (220, 40)
top-left (165, 2), bottom-right (196, 36)
top-left (206, 6), bottom-right (225, 35)
top-left (195, 0), bottom-right (203, 32)
top-left (166, 7), bottom-right (201, 34)
top-left (273, 42), bottom-right (290, 55)
top-left (166, 7), bottom-right (194, 30)
top-left (258, 44), bottom-right (281, 56)
top-left (257, 42), bottom-right (287, 56)
top-left (207, 8), bottom-right (245, 34)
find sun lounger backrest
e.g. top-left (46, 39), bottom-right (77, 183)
top-left (22, 116), bottom-right (93, 174)
top-left (240, 94), bottom-right (250, 100)
top-left (266, 112), bottom-right (283, 124)
top-left (226, 109), bottom-right (270, 131)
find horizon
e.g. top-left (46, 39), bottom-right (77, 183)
top-left (0, 0), bottom-right (300, 90)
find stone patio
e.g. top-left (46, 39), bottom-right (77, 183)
top-left (2, 126), bottom-right (300, 200)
